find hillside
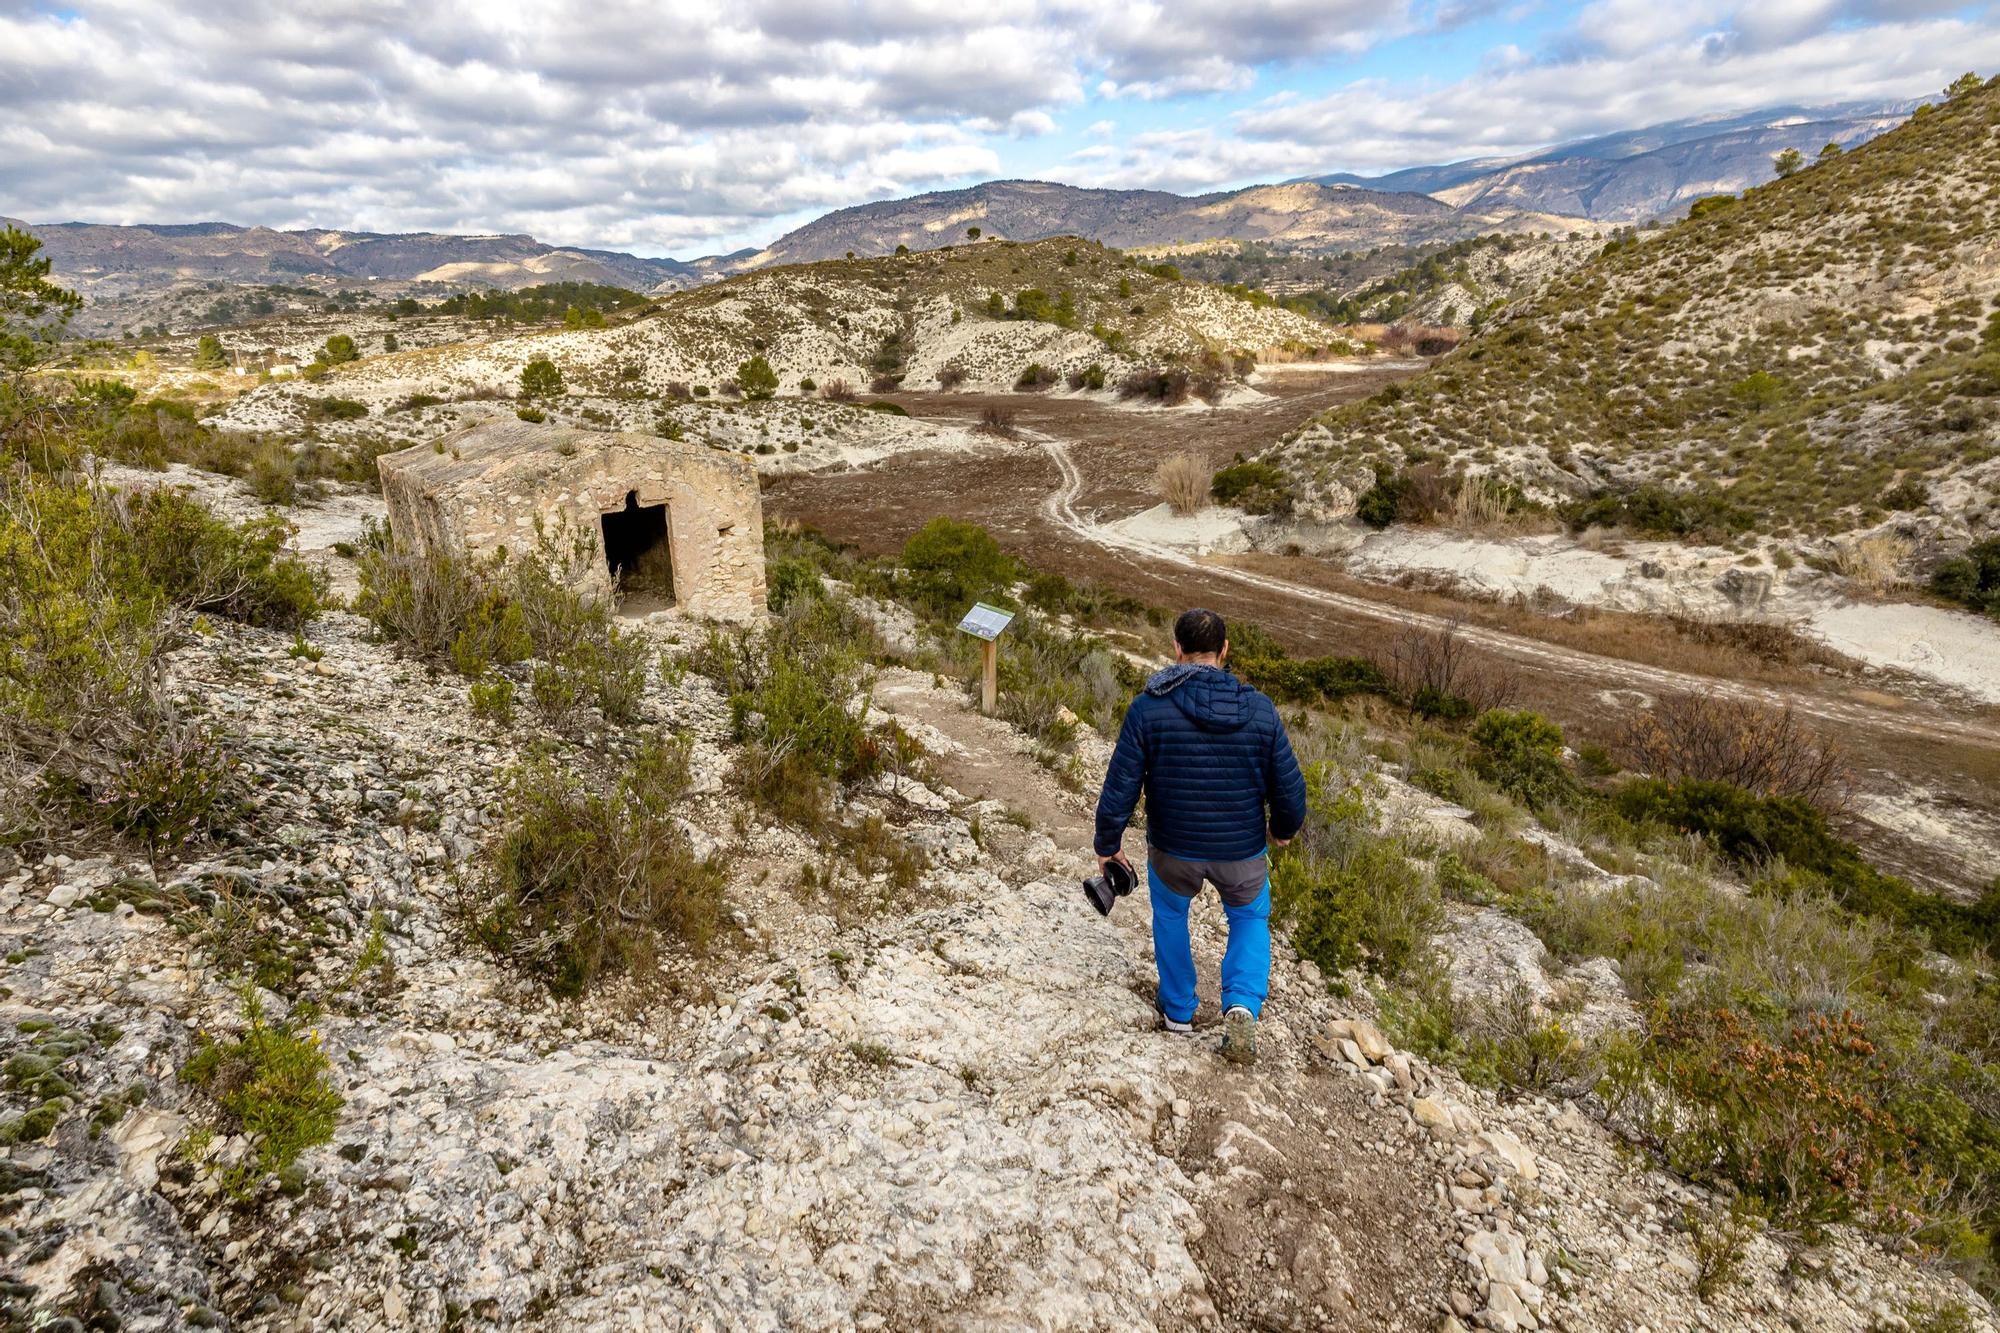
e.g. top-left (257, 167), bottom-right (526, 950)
top-left (215, 237), bottom-right (1356, 444)
top-left (8, 452), bottom-right (1998, 1329)
top-left (1177, 233), bottom-right (1601, 330)
top-left (1307, 100), bottom-right (1917, 223)
top-left (8, 219), bottom-right (702, 334)
top-left (709, 180), bottom-right (1587, 273)
top-left (1267, 78), bottom-right (2000, 545)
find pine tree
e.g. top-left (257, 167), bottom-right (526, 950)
top-left (0, 225), bottom-right (83, 374)
top-left (193, 334), bottom-right (227, 370)
top-left (521, 357), bottom-right (564, 399)
top-left (735, 354), bottom-right (778, 401)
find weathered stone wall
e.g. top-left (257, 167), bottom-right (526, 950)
top-left (378, 420), bottom-right (766, 623)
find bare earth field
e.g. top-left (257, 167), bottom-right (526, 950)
top-left (763, 368), bottom-right (2000, 897)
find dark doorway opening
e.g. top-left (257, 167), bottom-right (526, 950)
top-left (600, 491), bottom-right (674, 599)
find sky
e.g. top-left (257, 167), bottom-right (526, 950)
top-left (3, 0), bottom-right (1998, 257)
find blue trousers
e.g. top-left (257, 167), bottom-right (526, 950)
top-left (1148, 866), bottom-right (1272, 1022)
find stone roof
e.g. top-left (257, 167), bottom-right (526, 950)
top-left (378, 419), bottom-right (755, 497)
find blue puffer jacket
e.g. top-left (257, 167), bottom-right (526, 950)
top-left (1095, 663), bottom-right (1308, 862)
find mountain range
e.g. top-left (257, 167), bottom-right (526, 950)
top-left (4, 219), bottom-right (708, 299)
top-left (1302, 99), bottom-right (1920, 222)
top-left (11, 97), bottom-right (1925, 324)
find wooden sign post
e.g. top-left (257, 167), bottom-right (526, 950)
top-left (956, 602), bottom-right (1016, 715)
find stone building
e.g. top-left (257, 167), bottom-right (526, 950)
top-left (377, 419), bottom-right (766, 623)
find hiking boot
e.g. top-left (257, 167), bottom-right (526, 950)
top-left (1157, 1004), bottom-right (1194, 1035)
top-left (1221, 1005), bottom-right (1257, 1065)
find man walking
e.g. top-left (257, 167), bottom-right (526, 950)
top-left (1094, 608), bottom-right (1308, 1065)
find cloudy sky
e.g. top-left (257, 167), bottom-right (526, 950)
top-left (3, 0), bottom-right (1998, 256)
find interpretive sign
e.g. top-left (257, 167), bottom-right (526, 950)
top-left (956, 602), bottom-right (1015, 712)
top-left (956, 602), bottom-right (1015, 641)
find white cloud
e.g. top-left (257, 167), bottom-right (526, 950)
top-left (1087, 8), bottom-right (2000, 188)
top-left (0, 0), bottom-right (1412, 252)
top-left (1, 0), bottom-right (1993, 252)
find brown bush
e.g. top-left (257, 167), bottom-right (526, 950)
top-left (820, 379), bottom-right (856, 402)
top-left (936, 363), bottom-right (968, 391)
top-left (1384, 619), bottom-right (1517, 714)
top-left (1399, 463), bottom-right (1454, 524)
top-left (869, 373), bottom-right (902, 393)
top-left (1118, 366), bottom-right (1190, 405)
top-left (1662, 615), bottom-right (1838, 668)
top-left (1154, 453), bottom-right (1210, 515)
top-left (1619, 693), bottom-right (1848, 810)
top-left (978, 405), bottom-right (1017, 438)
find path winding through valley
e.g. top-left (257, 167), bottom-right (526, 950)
top-left (765, 371), bottom-right (2000, 893)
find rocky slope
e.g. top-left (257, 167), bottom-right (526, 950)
top-left (6, 505), bottom-right (1991, 1328)
top-left (212, 238), bottom-right (1357, 443)
top-left (1268, 77), bottom-right (2000, 546)
top-left (1305, 99), bottom-right (1918, 223)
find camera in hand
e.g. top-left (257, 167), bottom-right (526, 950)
top-left (1083, 857), bottom-right (1137, 916)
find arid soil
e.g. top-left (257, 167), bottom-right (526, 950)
top-left (764, 369), bottom-right (2000, 896)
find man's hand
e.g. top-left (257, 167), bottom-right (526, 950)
top-left (1267, 825), bottom-right (1292, 848)
top-left (1097, 850), bottom-right (1133, 878)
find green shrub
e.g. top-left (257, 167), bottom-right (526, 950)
top-left (1729, 371), bottom-right (1786, 411)
top-left (468, 677), bottom-right (515, 725)
top-left (1462, 982), bottom-right (1599, 1096)
top-left (1274, 834), bottom-right (1435, 980)
top-left (356, 528), bottom-right (648, 726)
top-left (320, 334), bottom-right (358, 366)
top-left (730, 598), bottom-right (878, 786)
top-left (307, 396), bottom-right (367, 421)
top-left (1209, 460), bottom-right (1293, 515)
top-left (1605, 1007), bottom-right (1922, 1232)
top-left (1355, 469), bottom-right (1405, 528)
top-left (476, 737), bottom-right (724, 997)
top-left (861, 400), bottom-right (908, 416)
top-left (520, 357), bottom-right (564, 399)
top-left (180, 993), bottom-right (341, 1196)
top-left (125, 488), bottom-right (324, 629)
top-left (900, 516), bottom-right (1015, 618)
top-left (991, 614), bottom-right (1136, 746)
top-left (1271, 767), bottom-right (1438, 979)
top-left (1566, 485), bottom-right (1756, 540)
top-left (0, 479), bottom-right (315, 854)
top-left (1932, 538), bottom-right (2000, 617)
top-left (193, 334), bottom-right (226, 370)
top-left (736, 354), bottom-right (778, 400)
top-left (1615, 778), bottom-right (2000, 954)
top-left (1468, 710), bottom-right (1571, 807)
top-left (1234, 655), bottom-right (1389, 706)
top-left (766, 557), bottom-right (824, 612)
top-left (82, 720), bottom-right (239, 859)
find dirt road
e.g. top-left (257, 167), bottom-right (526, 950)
top-left (764, 368), bottom-right (2000, 894)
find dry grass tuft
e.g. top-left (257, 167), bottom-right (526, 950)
top-left (1831, 534), bottom-right (1912, 592)
top-left (1155, 452), bottom-right (1210, 515)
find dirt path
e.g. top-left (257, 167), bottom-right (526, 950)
top-left (864, 666), bottom-right (1466, 1330)
top-left (767, 371), bottom-right (2000, 893)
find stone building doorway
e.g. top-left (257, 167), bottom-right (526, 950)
top-left (600, 490), bottom-right (675, 601)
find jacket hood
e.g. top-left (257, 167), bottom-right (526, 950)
top-left (1145, 663), bottom-right (1250, 733)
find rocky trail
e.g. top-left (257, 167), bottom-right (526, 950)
top-left (5, 599), bottom-right (1990, 1330)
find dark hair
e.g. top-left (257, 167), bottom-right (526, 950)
top-left (1173, 608), bottom-right (1227, 655)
